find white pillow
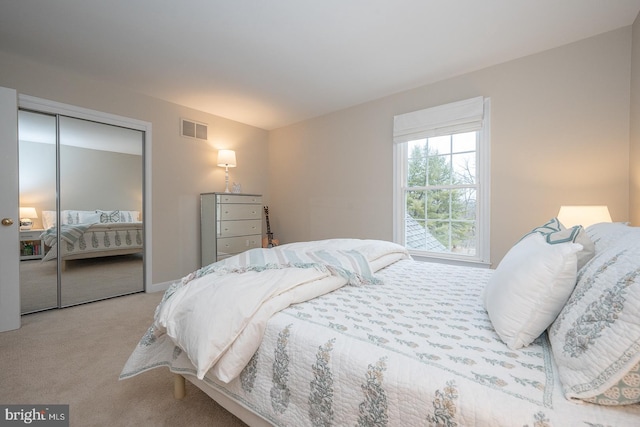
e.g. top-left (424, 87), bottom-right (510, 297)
top-left (523, 218), bottom-right (594, 270)
top-left (61, 210), bottom-right (81, 225)
top-left (547, 226), bottom-right (595, 271)
top-left (41, 210), bottom-right (56, 229)
top-left (119, 210), bottom-right (140, 222)
top-left (78, 211), bottom-right (101, 224)
top-left (585, 222), bottom-right (637, 253)
top-left (483, 233), bottom-right (582, 349)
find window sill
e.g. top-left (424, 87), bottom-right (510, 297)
top-left (408, 252), bottom-right (492, 269)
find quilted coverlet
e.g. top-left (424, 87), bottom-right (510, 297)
top-left (121, 244), bottom-right (640, 426)
top-left (41, 222), bottom-right (143, 261)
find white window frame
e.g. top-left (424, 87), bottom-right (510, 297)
top-left (393, 97), bottom-right (491, 267)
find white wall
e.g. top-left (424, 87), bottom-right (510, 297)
top-left (0, 50), bottom-right (270, 286)
top-left (19, 142), bottom-right (143, 229)
top-left (631, 13), bottom-right (640, 226)
top-left (18, 141), bottom-right (55, 227)
top-left (269, 27), bottom-right (633, 266)
top-left (1, 23), bottom-right (636, 283)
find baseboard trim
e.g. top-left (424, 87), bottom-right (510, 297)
top-left (146, 279), bottom-right (174, 293)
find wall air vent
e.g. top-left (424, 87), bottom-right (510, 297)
top-left (181, 118), bottom-right (208, 141)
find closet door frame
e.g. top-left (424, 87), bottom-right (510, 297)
top-left (18, 95), bottom-right (153, 291)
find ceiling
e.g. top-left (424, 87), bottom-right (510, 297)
top-left (1, 1), bottom-right (639, 130)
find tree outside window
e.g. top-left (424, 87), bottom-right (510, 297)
top-left (405, 131), bottom-right (478, 256)
top-left (394, 96), bottom-right (489, 264)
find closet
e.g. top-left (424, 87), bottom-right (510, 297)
top-left (18, 108), bottom-right (145, 313)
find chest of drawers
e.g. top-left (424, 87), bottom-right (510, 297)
top-left (201, 193), bottom-right (262, 265)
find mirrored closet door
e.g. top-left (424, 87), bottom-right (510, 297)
top-left (18, 111), bottom-right (57, 312)
top-left (18, 110), bottom-right (145, 313)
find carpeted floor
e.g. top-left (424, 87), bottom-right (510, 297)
top-left (19, 254), bottom-right (144, 314)
top-left (0, 292), bottom-right (248, 426)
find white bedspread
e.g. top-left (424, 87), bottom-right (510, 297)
top-left (144, 239), bottom-right (410, 381)
top-left (121, 249), bottom-right (640, 426)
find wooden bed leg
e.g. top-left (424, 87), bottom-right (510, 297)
top-left (174, 374), bottom-right (186, 400)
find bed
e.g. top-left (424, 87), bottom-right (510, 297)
top-left (120, 222), bottom-right (640, 426)
top-left (40, 209), bottom-right (143, 268)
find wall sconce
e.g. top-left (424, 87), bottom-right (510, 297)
top-left (217, 149), bottom-right (237, 193)
top-left (19, 207), bottom-right (38, 231)
top-left (557, 205), bottom-right (612, 228)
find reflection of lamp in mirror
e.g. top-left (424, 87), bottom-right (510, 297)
top-left (557, 205), bottom-right (612, 228)
top-left (217, 149), bottom-right (237, 193)
top-left (19, 207), bottom-right (38, 230)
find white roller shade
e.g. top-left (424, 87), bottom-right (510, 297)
top-left (393, 96), bottom-right (484, 144)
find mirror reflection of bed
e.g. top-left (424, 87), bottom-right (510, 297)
top-left (18, 110), bottom-right (145, 314)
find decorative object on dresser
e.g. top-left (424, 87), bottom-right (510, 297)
top-left (262, 206), bottom-right (279, 248)
top-left (216, 150), bottom-right (237, 193)
top-left (19, 206), bottom-right (38, 230)
top-left (200, 193), bottom-right (262, 266)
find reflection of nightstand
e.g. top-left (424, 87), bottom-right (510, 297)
top-left (20, 229), bottom-right (44, 260)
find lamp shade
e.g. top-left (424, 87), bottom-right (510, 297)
top-left (217, 150), bottom-right (237, 167)
top-left (19, 207), bottom-right (38, 219)
top-left (557, 205), bottom-right (612, 228)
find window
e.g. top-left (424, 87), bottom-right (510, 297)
top-left (393, 97), bottom-right (490, 265)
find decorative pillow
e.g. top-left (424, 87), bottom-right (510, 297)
top-left (118, 210), bottom-right (140, 222)
top-left (549, 231), bottom-right (640, 405)
top-left (41, 210), bottom-right (56, 229)
top-left (548, 226), bottom-right (595, 271)
top-left (97, 210), bottom-right (121, 223)
top-left (586, 222), bottom-right (636, 253)
top-left (41, 210), bottom-right (103, 227)
top-left (523, 217), bottom-right (563, 236)
top-left (78, 211), bottom-right (101, 224)
top-left (524, 217), bottom-right (595, 270)
top-left (483, 232), bottom-right (582, 349)
top-left (62, 210), bottom-right (81, 225)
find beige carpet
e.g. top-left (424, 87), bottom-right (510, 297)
top-left (0, 292), bottom-right (248, 427)
top-left (20, 254), bottom-right (144, 314)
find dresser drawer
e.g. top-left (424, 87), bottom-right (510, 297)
top-left (217, 194), bottom-right (262, 205)
top-left (217, 219), bottom-right (261, 237)
top-left (218, 203), bottom-right (261, 220)
top-left (216, 235), bottom-right (262, 259)
top-left (201, 192), bottom-right (263, 267)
